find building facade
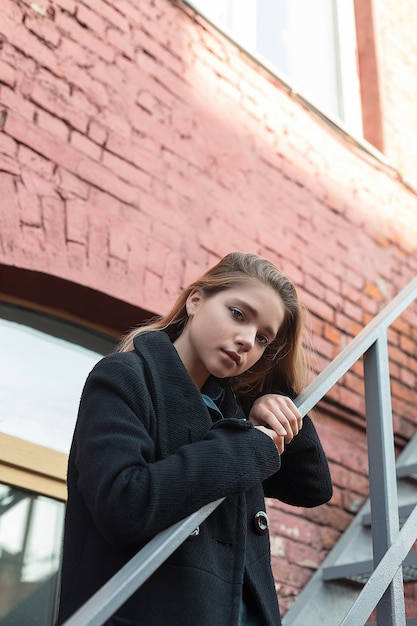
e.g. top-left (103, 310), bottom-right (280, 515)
top-left (0, 0), bottom-right (417, 622)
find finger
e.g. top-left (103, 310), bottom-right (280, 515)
top-left (252, 408), bottom-right (294, 442)
top-left (249, 395), bottom-right (303, 443)
top-left (277, 401), bottom-right (303, 438)
top-left (286, 401), bottom-right (303, 432)
top-left (278, 397), bottom-right (303, 431)
top-left (258, 414), bottom-right (289, 441)
top-left (274, 434), bottom-right (285, 454)
top-left (255, 426), bottom-right (284, 454)
top-left (251, 395), bottom-right (302, 427)
top-left (265, 407), bottom-right (299, 441)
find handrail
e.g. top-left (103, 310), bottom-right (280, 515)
top-left (340, 505), bottom-right (417, 625)
top-left (294, 274), bottom-right (417, 416)
top-left (62, 275), bottom-right (417, 626)
top-left (61, 499), bottom-right (224, 626)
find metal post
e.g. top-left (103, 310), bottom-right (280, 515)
top-left (363, 332), bottom-right (405, 625)
top-left (340, 505), bottom-right (417, 625)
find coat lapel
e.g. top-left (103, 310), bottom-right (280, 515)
top-left (133, 331), bottom-right (212, 456)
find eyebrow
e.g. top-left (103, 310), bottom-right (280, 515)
top-left (233, 298), bottom-right (277, 339)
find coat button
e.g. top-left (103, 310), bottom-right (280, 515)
top-left (253, 511), bottom-right (269, 535)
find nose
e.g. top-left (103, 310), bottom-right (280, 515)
top-left (236, 326), bottom-right (256, 351)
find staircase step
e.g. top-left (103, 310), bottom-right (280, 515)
top-left (323, 551), bottom-right (417, 584)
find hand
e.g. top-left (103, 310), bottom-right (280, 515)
top-left (249, 394), bottom-right (303, 454)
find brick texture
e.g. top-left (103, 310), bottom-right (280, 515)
top-left (1, 0), bottom-right (417, 617)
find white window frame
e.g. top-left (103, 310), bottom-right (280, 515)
top-left (184, 0), bottom-right (363, 136)
top-left (334, 0), bottom-right (363, 133)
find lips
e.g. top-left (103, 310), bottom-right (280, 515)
top-left (223, 350), bottom-right (241, 365)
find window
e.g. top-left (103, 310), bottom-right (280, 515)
top-left (0, 303), bottom-right (115, 625)
top-left (0, 304), bottom-right (114, 453)
top-left (187, 0), bottom-right (362, 133)
top-left (0, 484), bottom-right (65, 626)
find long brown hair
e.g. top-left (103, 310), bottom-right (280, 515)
top-left (116, 252), bottom-right (309, 397)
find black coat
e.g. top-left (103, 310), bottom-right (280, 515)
top-left (56, 331), bottom-right (332, 626)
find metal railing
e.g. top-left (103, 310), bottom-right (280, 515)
top-left (62, 275), bottom-right (417, 626)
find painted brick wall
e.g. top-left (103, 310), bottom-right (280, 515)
top-left (373, 0), bottom-right (417, 187)
top-left (1, 0), bottom-right (417, 615)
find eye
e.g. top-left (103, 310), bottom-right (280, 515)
top-left (256, 334), bottom-right (270, 348)
top-left (229, 307), bottom-right (244, 321)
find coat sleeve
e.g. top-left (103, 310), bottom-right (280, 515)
top-left (71, 356), bottom-right (281, 548)
top-left (262, 414), bottom-right (333, 506)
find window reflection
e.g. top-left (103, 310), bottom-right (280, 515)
top-left (0, 306), bottom-right (112, 454)
top-left (188, 0), bottom-right (361, 131)
top-left (0, 484), bottom-right (65, 625)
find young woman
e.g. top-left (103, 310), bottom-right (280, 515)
top-left (56, 252), bottom-right (332, 626)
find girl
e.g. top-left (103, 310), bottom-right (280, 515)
top-left (56, 252), bottom-right (332, 626)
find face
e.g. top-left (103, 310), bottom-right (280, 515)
top-left (173, 281), bottom-right (285, 388)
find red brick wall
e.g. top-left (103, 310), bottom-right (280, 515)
top-left (1, 0), bottom-right (417, 615)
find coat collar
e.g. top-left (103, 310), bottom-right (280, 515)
top-left (132, 331), bottom-right (212, 451)
top-left (133, 330), bottom-right (242, 427)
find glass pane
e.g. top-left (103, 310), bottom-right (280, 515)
top-left (190, 0), bottom-right (359, 126)
top-left (0, 317), bottom-right (102, 454)
top-left (0, 484), bottom-right (65, 626)
top-left (256, 0), bottom-right (340, 117)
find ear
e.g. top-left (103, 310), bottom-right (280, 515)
top-left (186, 289), bottom-right (204, 316)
